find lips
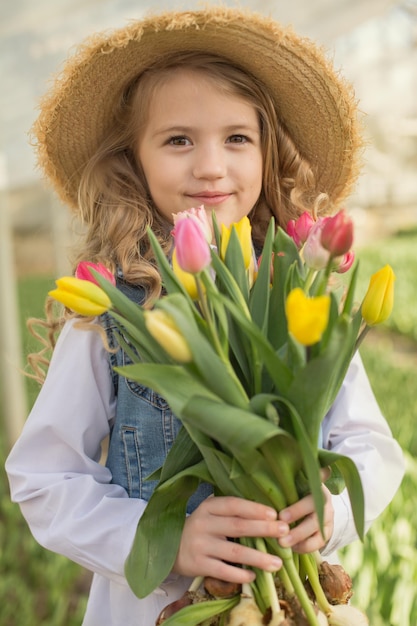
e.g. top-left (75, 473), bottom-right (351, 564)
top-left (188, 191), bottom-right (232, 205)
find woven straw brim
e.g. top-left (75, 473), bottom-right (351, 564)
top-left (32, 6), bottom-right (363, 211)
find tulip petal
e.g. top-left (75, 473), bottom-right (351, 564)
top-left (172, 248), bottom-right (200, 300)
top-left (75, 261), bottom-right (116, 286)
top-left (286, 288), bottom-right (331, 346)
top-left (220, 217), bottom-right (252, 269)
top-left (174, 218), bottom-right (211, 274)
top-left (144, 309), bottom-right (192, 363)
top-left (320, 210), bottom-right (354, 257)
top-left (48, 276), bottom-right (111, 316)
top-left (361, 265), bottom-right (395, 326)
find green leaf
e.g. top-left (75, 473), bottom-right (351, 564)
top-left (147, 228), bottom-right (197, 304)
top-left (194, 444), bottom-right (243, 497)
top-left (342, 261), bottom-right (360, 316)
top-left (125, 461), bottom-right (208, 597)
top-left (159, 426), bottom-right (203, 483)
top-left (157, 294), bottom-right (249, 409)
top-left (285, 316), bottom-right (360, 445)
top-left (114, 363), bottom-right (222, 417)
top-left (318, 448), bottom-right (365, 539)
top-left (268, 229), bottom-right (302, 349)
top-left (249, 218), bottom-right (274, 331)
top-left (249, 394), bottom-right (280, 424)
top-left (159, 596), bottom-right (239, 626)
top-left (213, 292), bottom-right (293, 392)
top-left (210, 252), bottom-right (251, 314)
top-left (91, 270), bottom-right (146, 322)
top-left (181, 396), bottom-right (290, 475)
top-left (109, 310), bottom-right (169, 364)
top-left (224, 227), bottom-right (250, 302)
top-left (260, 398), bottom-right (325, 530)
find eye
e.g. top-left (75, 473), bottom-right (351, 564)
top-left (227, 134), bottom-right (249, 144)
top-left (168, 136), bottom-right (191, 146)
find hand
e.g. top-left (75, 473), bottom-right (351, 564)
top-left (172, 496), bottom-right (290, 584)
top-left (278, 484), bottom-right (334, 553)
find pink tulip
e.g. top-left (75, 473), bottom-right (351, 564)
top-left (303, 220), bottom-right (331, 270)
top-left (334, 250), bottom-right (355, 274)
top-left (172, 206), bottom-right (212, 243)
top-left (320, 210), bottom-right (354, 257)
top-left (75, 261), bottom-right (116, 286)
top-left (173, 217), bottom-right (211, 274)
top-left (286, 212), bottom-right (315, 248)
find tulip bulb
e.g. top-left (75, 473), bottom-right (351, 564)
top-left (227, 595), bottom-right (266, 626)
top-left (203, 576), bottom-right (241, 598)
top-left (155, 592), bottom-right (193, 624)
top-left (327, 604), bottom-right (369, 626)
top-left (319, 562), bottom-right (353, 605)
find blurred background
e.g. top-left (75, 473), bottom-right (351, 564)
top-left (1, 1), bottom-right (416, 625)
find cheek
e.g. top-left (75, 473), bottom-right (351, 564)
top-left (248, 154), bottom-right (263, 195)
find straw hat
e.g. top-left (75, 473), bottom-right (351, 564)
top-left (32, 6), bottom-right (363, 211)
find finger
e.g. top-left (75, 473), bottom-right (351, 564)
top-left (320, 466), bottom-right (331, 482)
top-left (279, 512), bottom-right (332, 550)
top-left (291, 530), bottom-right (329, 554)
top-left (279, 495), bottom-right (315, 524)
top-left (203, 495), bottom-right (278, 521)
top-left (197, 514), bottom-right (289, 541)
top-left (209, 539), bottom-right (283, 574)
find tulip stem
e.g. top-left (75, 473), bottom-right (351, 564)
top-left (254, 538), bottom-right (281, 616)
top-left (196, 273), bottom-right (250, 404)
top-left (315, 261), bottom-right (333, 297)
top-left (354, 323), bottom-right (370, 352)
top-left (300, 553), bottom-right (331, 615)
top-left (283, 556), bottom-right (322, 625)
top-left (188, 575), bottom-right (204, 593)
top-left (304, 268), bottom-right (318, 294)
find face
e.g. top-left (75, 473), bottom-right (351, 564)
top-left (136, 69), bottom-right (263, 229)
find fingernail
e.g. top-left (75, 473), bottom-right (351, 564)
top-left (279, 535), bottom-right (292, 547)
top-left (267, 557), bottom-right (282, 571)
top-left (279, 509), bottom-right (291, 522)
top-left (277, 522), bottom-right (289, 535)
top-left (265, 508), bottom-right (277, 520)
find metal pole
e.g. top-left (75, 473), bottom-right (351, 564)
top-left (0, 154), bottom-right (27, 447)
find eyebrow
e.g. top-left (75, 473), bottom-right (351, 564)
top-left (153, 123), bottom-right (260, 136)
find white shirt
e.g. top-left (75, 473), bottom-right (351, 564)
top-left (6, 319), bottom-right (405, 626)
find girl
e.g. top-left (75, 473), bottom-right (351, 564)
top-left (6, 7), bottom-right (404, 626)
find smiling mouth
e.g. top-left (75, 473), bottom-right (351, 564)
top-left (189, 192), bottom-right (231, 205)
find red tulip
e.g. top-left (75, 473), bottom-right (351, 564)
top-left (320, 210), bottom-right (354, 257)
top-left (75, 261), bottom-right (116, 286)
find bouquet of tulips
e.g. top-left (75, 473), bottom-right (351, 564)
top-left (49, 207), bottom-right (394, 626)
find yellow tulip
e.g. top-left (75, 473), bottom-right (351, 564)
top-left (286, 288), bottom-right (331, 346)
top-left (144, 309), bottom-right (192, 363)
top-left (49, 276), bottom-right (111, 316)
top-left (361, 264), bottom-right (395, 326)
top-left (172, 247), bottom-right (199, 300)
top-left (220, 216), bottom-right (252, 269)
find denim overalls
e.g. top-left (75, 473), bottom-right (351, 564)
top-left (101, 276), bottom-right (212, 511)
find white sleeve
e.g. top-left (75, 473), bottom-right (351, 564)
top-left (5, 319), bottom-right (147, 584)
top-left (320, 352), bottom-right (405, 556)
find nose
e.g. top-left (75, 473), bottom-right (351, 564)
top-left (192, 143), bottom-right (227, 180)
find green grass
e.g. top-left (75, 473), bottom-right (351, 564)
top-left (1, 228), bottom-right (417, 625)
top-left (340, 228), bottom-right (417, 626)
top-left (355, 228), bottom-right (417, 341)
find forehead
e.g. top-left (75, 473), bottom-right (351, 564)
top-left (146, 67), bottom-right (257, 119)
